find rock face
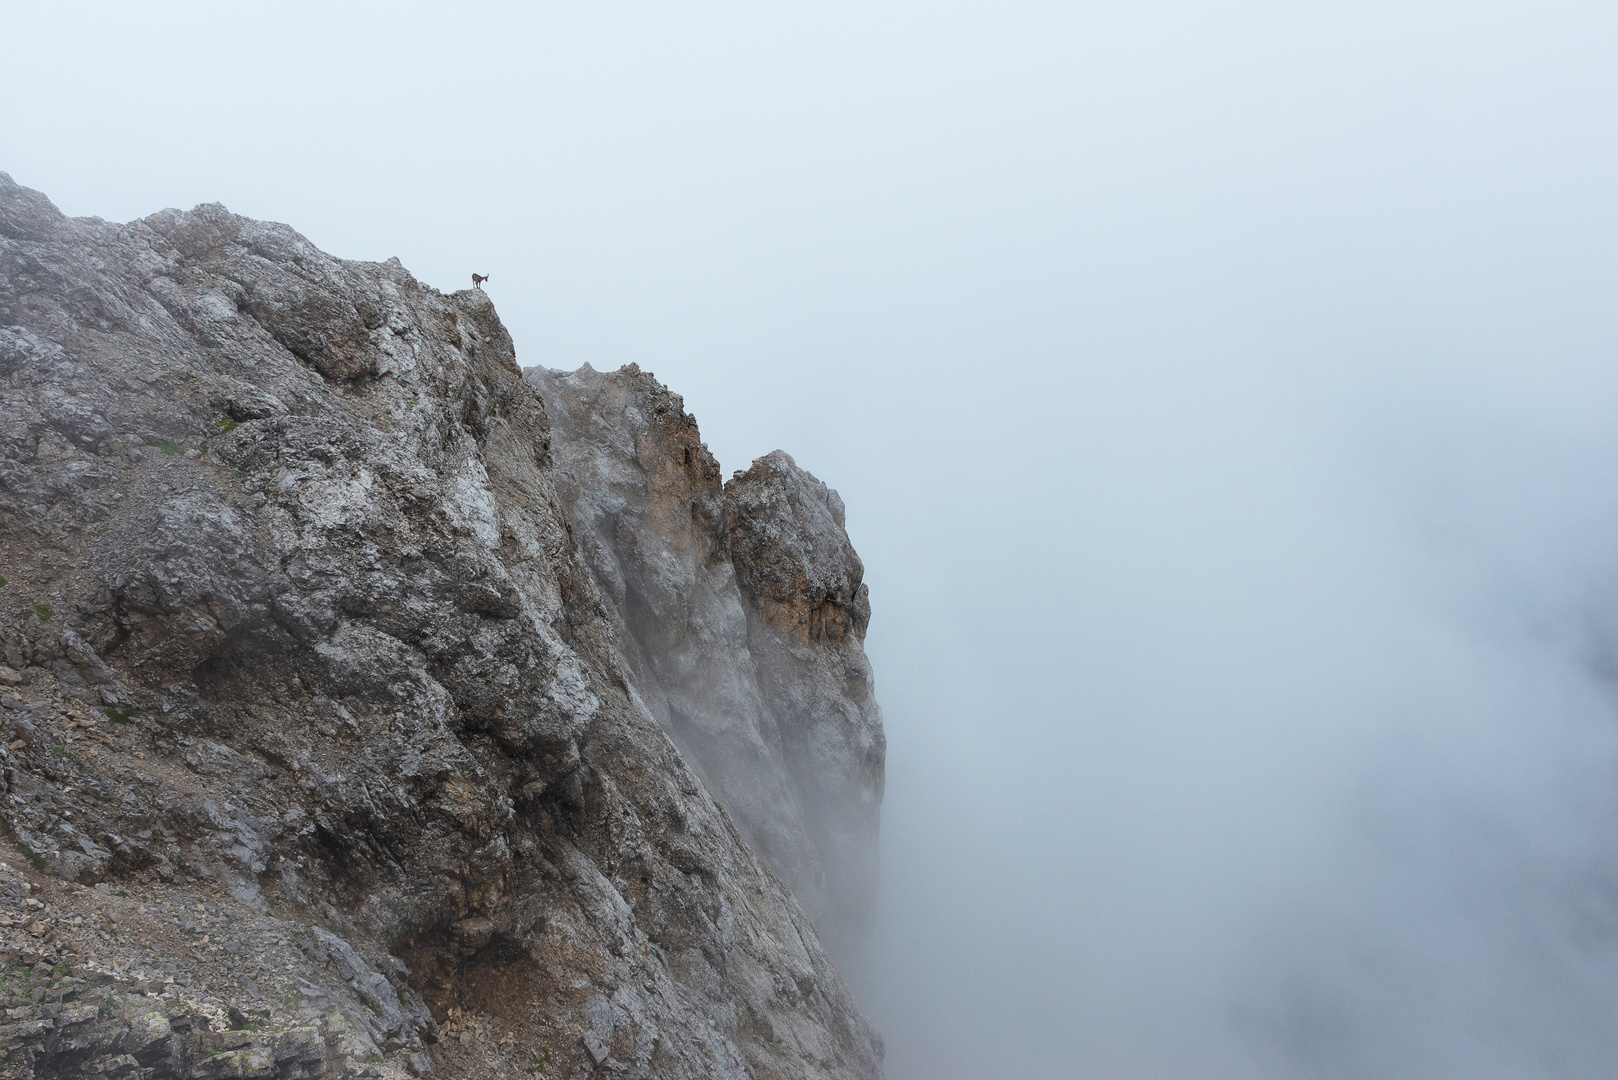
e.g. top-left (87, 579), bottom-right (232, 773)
top-left (0, 174), bottom-right (884, 1079)
top-left (723, 452), bottom-right (885, 959)
top-left (528, 368), bottom-right (884, 958)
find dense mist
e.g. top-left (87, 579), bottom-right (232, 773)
top-left (863, 354), bottom-right (1618, 1078)
top-left (7, 1), bottom-right (1618, 1076)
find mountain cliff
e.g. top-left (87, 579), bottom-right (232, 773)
top-left (527, 366), bottom-right (884, 961)
top-left (0, 174), bottom-right (884, 1080)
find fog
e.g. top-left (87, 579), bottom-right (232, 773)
top-left (8, 1), bottom-right (1618, 1075)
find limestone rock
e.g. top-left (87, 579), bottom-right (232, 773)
top-left (0, 173), bottom-right (883, 1079)
top-left (726, 452), bottom-right (885, 958)
top-left (528, 367), bottom-right (885, 957)
top-left (525, 365), bottom-right (827, 915)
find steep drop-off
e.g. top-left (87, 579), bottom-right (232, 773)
top-left (0, 174), bottom-right (884, 1080)
top-left (528, 366), bottom-right (884, 960)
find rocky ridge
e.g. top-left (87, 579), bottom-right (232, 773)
top-left (0, 174), bottom-right (884, 1079)
top-left (527, 367), bottom-right (884, 957)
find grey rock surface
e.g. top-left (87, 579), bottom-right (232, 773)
top-left (0, 173), bottom-right (883, 1079)
top-left (725, 452), bottom-right (885, 959)
top-left (527, 367), bottom-right (884, 958)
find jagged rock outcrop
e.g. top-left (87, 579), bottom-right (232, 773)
top-left (527, 367), bottom-right (883, 958)
top-left (0, 173), bottom-right (884, 1079)
top-left (724, 453), bottom-right (884, 958)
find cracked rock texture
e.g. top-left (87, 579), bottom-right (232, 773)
top-left (527, 368), bottom-right (884, 959)
top-left (0, 173), bottom-right (884, 1079)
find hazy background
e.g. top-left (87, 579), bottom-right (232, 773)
top-left (7, 2), bottom-right (1618, 1075)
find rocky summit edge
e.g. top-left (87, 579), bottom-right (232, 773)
top-left (0, 173), bottom-right (884, 1080)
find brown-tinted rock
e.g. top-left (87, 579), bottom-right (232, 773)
top-left (528, 369), bottom-right (885, 962)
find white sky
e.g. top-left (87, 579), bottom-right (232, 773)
top-left (8, 2), bottom-right (1618, 1075)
